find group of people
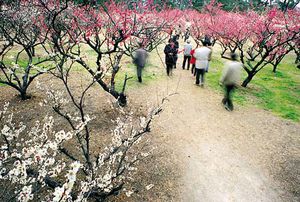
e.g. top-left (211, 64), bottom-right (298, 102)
top-left (133, 35), bottom-right (242, 111)
top-left (164, 36), bottom-right (212, 86)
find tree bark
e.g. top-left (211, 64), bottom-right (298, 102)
top-left (241, 73), bottom-right (254, 87)
top-left (272, 65), bottom-right (277, 73)
top-left (20, 89), bottom-right (29, 100)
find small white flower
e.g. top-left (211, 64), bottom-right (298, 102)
top-left (140, 117), bottom-right (147, 128)
top-left (141, 152), bottom-right (149, 157)
top-left (125, 190), bottom-right (134, 197)
top-left (146, 184), bottom-right (154, 190)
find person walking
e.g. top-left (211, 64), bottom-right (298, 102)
top-left (184, 21), bottom-right (191, 42)
top-left (175, 25), bottom-right (182, 40)
top-left (220, 53), bottom-right (242, 111)
top-left (164, 39), bottom-right (177, 76)
top-left (172, 36), bottom-right (179, 69)
top-left (133, 43), bottom-right (148, 83)
top-left (203, 35), bottom-right (213, 72)
top-left (182, 39), bottom-right (192, 70)
top-left (194, 42), bottom-right (212, 86)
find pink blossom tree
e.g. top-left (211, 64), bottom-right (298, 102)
top-left (240, 8), bottom-right (300, 86)
top-left (40, 0), bottom-right (180, 106)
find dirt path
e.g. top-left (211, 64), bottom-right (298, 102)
top-left (0, 65), bottom-right (299, 201)
top-left (129, 68), bottom-right (300, 202)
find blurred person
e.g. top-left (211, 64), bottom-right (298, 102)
top-left (184, 28), bottom-right (190, 42)
top-left (133, 43), bottom-right (148, 83)
top-left (203, 35), bottom-right (213, 72)
top-left (172, 35), bottom-right (179, 69)
top-left (182, 39), bottom-right (193, 70)
top-left (164, 39), bottom-right (177, 76)
top-left (194, 41), bottom-right (212, 86)
top-left (220, 53), bottom-right (242, 111)
top-left (175, 25), bottom-right (182, 40)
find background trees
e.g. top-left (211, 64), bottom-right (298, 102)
top-left (0, 0), bottom-right (299, 201)
top-left (186, 3), bottom-right (300, 87)
top-left (0, 1), bottom-right (55, 99)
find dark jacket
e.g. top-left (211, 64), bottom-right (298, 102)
top-left (133, 48), bottom-right (148, 68)
top-left (164, 44), bottom-right (177, 65)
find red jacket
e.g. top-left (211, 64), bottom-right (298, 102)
top-left (190, 49), bottom-right (196, 64)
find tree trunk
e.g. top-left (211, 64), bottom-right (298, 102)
top-left (272, 64), bottom-right (277, 73)
top-left (295, 53), bottom-right (300, 64)
top-left (20, 91), bottom-right (28, 100)
top-left (241, 73), bottom-right (254, 87)
top-left (19, 88), bottom-right (30, 100)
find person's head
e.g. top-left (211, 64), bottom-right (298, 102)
top-left (230, 52), bottom-right (238, 61)
top-left (168, 38), bottom-right (174, 45)
top-left (186, 39), bottom-right (191, 44)
top-left (203, 41), bottom-right (212, 47)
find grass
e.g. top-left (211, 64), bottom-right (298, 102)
top-left (206, 50), bottom-right (300, 122)
top-left (1, 42), bottom-right (299, 122)
top-left (114, 56), bottom-right (165, 92)
top-left (250, 58), bottom-right (300, 121)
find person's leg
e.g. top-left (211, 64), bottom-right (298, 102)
top-left (182, 55), bottom-right (187, 69)
top-left (200, 69), bottom-right (205, 85)
top-left (206, 62), bottom-right (210, 72)
top-left (166, 64), bottom-right (170, 76)
top-left (191, 64), bottom-right (195, 74)
top-left (224, 85), bottom-right (230, 104)
top-left (174, 56), bottom-right (178, 69)
top-left (187, 56), bottom-right (191, 70)
top-left (137, 66), bottom-right (142, 82)
top-left (195, 69), bottom-right (200, 85)
top-left (227, 85), bottom-right (235, 110)
top-left (193, 64), bottom-right (196, 76)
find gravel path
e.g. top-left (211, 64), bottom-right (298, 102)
top-left (129, 68), bottom-right (300, 202)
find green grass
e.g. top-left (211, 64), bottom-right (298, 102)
top-left (2, 42), bottom-right (299, 122)
top-left (206, 52), bottom-right (300, 122)
top-left (250, 62), bottom-right (300, 121)
top-left (114, 61), bottom-right (164, 92)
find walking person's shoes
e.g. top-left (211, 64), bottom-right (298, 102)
top-left (224, 103), bottom-right (233, 111)
top-left (224, 104), bottom-right (231, 111)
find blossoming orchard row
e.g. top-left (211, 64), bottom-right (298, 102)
top-left (0, 0), bottom-right (299, 201)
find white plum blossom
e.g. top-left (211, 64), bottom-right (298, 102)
top-left (52, 161), bottom-right (81, 202)
top-left (146, 184), bottom-right (154, 190)
top-left (139, 116), bottom-right (147, 128)
top-left (0, 78), bottom-right (159, 201)
top-left (17, 185), bottom-right (33, 202)
top-left (125, 190), bottom-right (134, 197)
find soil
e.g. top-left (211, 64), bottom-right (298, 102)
top-left (126, 68), bottom-right (300, 202)
top-left (0, 67), bottom-right (299, 202)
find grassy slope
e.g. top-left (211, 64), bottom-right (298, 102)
top-left (206, 51), bottom-right (300, 122)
